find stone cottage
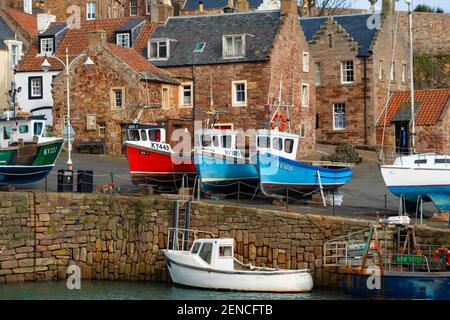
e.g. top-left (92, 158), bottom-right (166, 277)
top-left (300, 0), bottom-right (410, 147)
top-left (51, 29), bottom-right (182, 155)
top-left (376, 89), bottom-right (450, 155)
top-left (149, 0), bottom-right (317, 157)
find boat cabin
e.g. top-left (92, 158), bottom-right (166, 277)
top-left (189, 238), bottom-right (234, 270)
top-left (125, 124), bottom-right (166, 143)
top-left (0, 115), bottom-right (47, 148)
top-left (256, 129), bottom-right (299, 160)
top-left (195, 129), bottom-right (242, 158)
top-left (393, 153), bottom-right (450, 167)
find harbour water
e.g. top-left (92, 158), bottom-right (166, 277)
top-left (0, 281), bottom-right (355, 300)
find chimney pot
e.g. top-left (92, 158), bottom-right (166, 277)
top-left (198, 0), bottom-right (204, 13)
top-left (280, 0), bottom-right (298, 16)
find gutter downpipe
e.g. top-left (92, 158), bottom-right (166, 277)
top-left (363, 55), bottom-right (368, 145)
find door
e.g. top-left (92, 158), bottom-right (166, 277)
top-left (395, 121), bottom-right (409, 154)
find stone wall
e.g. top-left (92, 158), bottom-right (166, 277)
top-left (1, 192), bottom-right (449, 287)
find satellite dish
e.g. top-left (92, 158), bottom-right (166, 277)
top-left (17, 87), bottom-right (22, 93)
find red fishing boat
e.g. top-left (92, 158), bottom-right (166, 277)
top-left (124, 123), bottom-right (197, 189)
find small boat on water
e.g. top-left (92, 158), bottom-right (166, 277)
top-left (380, 153), bottom-right (450, 212)
top-left (163, 228), bottom-right (313, 292)
top-left (193, 128), bottom-right (259, 193)
top-left (324, 220), bottom-right (450, 299)
top-left (0, 114), bottom-right (63, 185)
top-left (255, 128), bottom-right (353, 198)
top-left (123, 123), bottom-right (197, 188)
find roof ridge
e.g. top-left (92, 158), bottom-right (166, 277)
top-left (167, 9), bottom-right (280, 20)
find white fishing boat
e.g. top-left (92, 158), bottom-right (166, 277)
top-left (380, 3), bottom-right (450, 212)
top-left (163, 228), bottom-right (313, 292)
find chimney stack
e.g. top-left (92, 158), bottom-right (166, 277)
top-left (236, 0), bottom-right (248, 12)
top-left (88, 29), bottom-right (107, 49)
top-left (151, 0), bottom-right (174, 23)
top-left (301, 0), bottom-right (309, 17)
top-left (382, 0), bottom-right (395, 17)
top-left (198, 0), bottom-right (204, 13)
top-left (280, 0), bottom-right (297, 16)
top-left (224, 0), bottom-right (235, 12)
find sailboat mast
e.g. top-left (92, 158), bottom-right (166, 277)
top-left (407, 0), bottom-right (416, 154)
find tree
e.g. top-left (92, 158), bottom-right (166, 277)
top-left (298, 0), bottom-right (355, 16)
top-left (414, 4), bottom-right (445, 13)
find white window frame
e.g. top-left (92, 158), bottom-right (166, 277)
top-left (340, 61), bottom-right (354, 84)
top-left (222, 34), bottom-right (245, 59)
top-left (402, 63), bottom-right (407, 83)
top-left (333, 103), bottom-right (346, 130)
top-left (379, 60), bottom-right (384, 80)
top-left (302, 52), bottom-right (309, 72)
top-left (315, 62), bottom-right (321, 85)
top-left (40, 38), bottom-right (53, 55)
top-left (99, 123), bottom-right (106, 135)
top-left (130, 0), bottom-right (137, 16)
top-left (111, 87), bottom-right (125, 109)
top-left (390, 62), bottom-right (395, 81)
top-left (180, 82), bottom-right (193, 108)
top-left (300, 122), bottom-right (306, 138)
top-left (162, 85), bottom-right (170, 110)
top-left (194, 42), bottom-right (206, 53)
top-left (30, 77), bottom-right (42, 98)
top-left (146, 0), bottom-right (152, 14)
top-left (4, 40), bottom-right (22, 69)
top-left (116, 33), bottom-right (131, 47)
top-left (232, 80), bottom-right (247, 107)
top-left (301, 83), bottom-right (309, 108)
top-left (86, 2), bottom-right (96, 20)
top-left (149, 39), bottom-right (169, 60)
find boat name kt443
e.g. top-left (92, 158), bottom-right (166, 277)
top-left (150, 142), bottom-right (170, 152)
top-left (275, 161), bottom-right (293, 172)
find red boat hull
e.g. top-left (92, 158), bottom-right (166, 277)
top-left (125, 143), bottom-right (197, 187)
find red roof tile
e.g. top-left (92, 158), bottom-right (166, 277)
top-left (16, 18), bottom-right (157, 72)
top-left (378, 89), bottom-right (450, 126)
top-left (3, 7), bottom-right (37, 37)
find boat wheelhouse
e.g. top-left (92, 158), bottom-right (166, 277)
top-left (0, 114), bottom-right (63, 185)
top-left (163, 228), bottom-right (314, 292)
top-left (124, 123), bottom-right (197, 189)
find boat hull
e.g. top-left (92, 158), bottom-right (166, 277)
top-left (125, 143), bottom-right (197, 187)
top-left (380, 166), bottom-right (450, 211)
top-left (0, 139), bottom-right (63, 185)
top-left (164, 250), bottom-right (313, 292)
top-left (256, 153), bottom-right (352, 197)
top-left (194, 152), bottom-right (259, 193)
top-left (343, 271), bottom-right (450, 300)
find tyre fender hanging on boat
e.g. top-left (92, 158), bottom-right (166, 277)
top-left (433, 247), bottom-right (450, 267)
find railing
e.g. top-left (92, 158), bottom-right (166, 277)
top-left (383, 253), bottom-right (430, 272)
top-left (166, 227), bottom-right (216, 252)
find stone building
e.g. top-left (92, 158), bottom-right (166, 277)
top-left (125, 0), bottom-right (175, 21)
top-left (376, 89), bottom-right (450, 155)
top-left (51, 29), bottom-right (182, 155)
top-left (149, 0), bottom-right (317, 158)
top-left (300, 0), bottom-right (410, 146)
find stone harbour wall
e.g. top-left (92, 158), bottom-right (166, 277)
top-left (1, 192), bottom-right (449, 287)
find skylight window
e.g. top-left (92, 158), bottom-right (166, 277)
top-left (194, 42), bottom-right (206, 53)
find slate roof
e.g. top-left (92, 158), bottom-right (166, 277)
top-left (115, 18), bottom-right (146, 32)
top-left (300, 13), bottom-right (380, 56)
top-left (17, 18), bottom-right (156, 72)
top-left (377, 89), bottom-right (450, 126)
top-left (183, 0), bottom-right (263, 11)
top-left (150, 11), bottom-right (281, 67)
top-left (39, 22), bottom-right (67, 37)
top-left (2, 7), bottom-right (37, 37)
top-left (0, 17), bottom-right (15, 50)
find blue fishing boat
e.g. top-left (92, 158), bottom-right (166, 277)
top-left (255, 129), bottom-right (352, 198)
top-left (194, 129), bottom-right (259, 193)
top-left (325, 222), bottom-right (450, 300)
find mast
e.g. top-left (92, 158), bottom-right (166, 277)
top-left (407, 0), bottom-right (416, 154)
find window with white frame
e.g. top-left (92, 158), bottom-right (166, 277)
top-left (315, 62), bottom-right (321, 85)
top-left (111, 88), bottom-right (124, 109)
top-left (232, 81), bottom-right (247, 107)
top-left (116, 33), bottom-right (130, 47)
top-left (341, 61), bottom-right (354, 83)
top-left (149, 39), bottom-right (169, 60)
top-left (29, 77), bottom-right (42, 99)
top-left (40, 38), bottom-right (53, 55)
top-left (301, 83), bottom-right (309, 108)
top-left (302, 52), bottom-right (309, 72)
top-left (379, 60), bottom-right (384, 80)
top-left (130, 0), bottom-right (137, 15)
top-left (390, 62), bottom-right (395, 81)
top-left (402, 63), bottom-right (407, 83)
top-left (146, 0), bottom-right (152, 14)
top-left (180, 82), bottom-right (193, 107)
top-left (162, 86), bottom-right (170, 109)
top-left (99, 123), bottom-right (106, 135)
top-left (223, 35), bottom-right (245, 58)
top-left (194, 42), bottom-right (206, 53)
top-left (11, 44), bottom-right (19, 67)
top-left (333, 103), bottom-right (346, 130)
top-left (300, 123), bottom-right (306, 138)
top-left (86, 2), bottom-right (96, 20)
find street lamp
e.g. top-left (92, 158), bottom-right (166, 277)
top-left (41, 47), bottom-right (94, 171)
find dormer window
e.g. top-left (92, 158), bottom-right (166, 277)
top-left (222, 35), bottom-right (245, 58)
top-left (149, 39), bottom-right (169, 60)
top-left (116, 33), bottom-right (131, 48)
top-left (40, 38), bottom-right (53, 55)
top-left (194, 42), bottom-right (206, 53)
